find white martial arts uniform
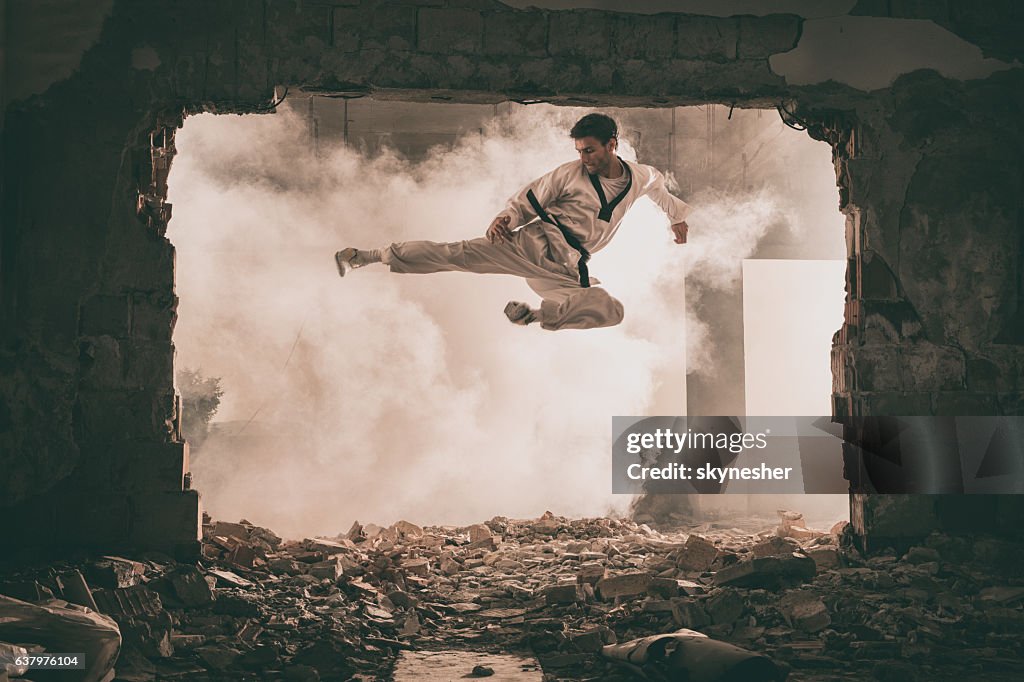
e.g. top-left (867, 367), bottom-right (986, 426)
top-left (382, 158), bottom-right (692, 330)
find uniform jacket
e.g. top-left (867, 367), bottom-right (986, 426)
top-left (496, 158), bottom-right (692, 255)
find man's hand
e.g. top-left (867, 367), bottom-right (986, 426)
top-left (671, 221), bottom-right (689, 244)
top-left (487, 215), bottom-right (514, 244)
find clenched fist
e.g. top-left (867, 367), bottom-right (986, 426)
top-left (487, 215), bottom-right (514, 244)
top-left (671, 221), bottom-right (689, 244)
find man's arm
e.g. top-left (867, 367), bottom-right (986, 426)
top-left (487, 164), bottom-right (569, 244)
top-left (642, 167), bottom-right (692, 244)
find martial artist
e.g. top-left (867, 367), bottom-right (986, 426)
top-left (335, 113), bottom-right (691, 331)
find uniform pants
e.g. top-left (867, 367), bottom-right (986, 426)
top-left (381, 223), bottom-right (624, 331)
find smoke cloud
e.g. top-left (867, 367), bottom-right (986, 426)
top-left (168, 102), bottom-right (842, 538)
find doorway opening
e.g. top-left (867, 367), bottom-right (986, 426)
top-left (166, 97), bottom-right (848, 540)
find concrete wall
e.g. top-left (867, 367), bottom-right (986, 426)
top-left (2, 0), bottom-right (1022, 554)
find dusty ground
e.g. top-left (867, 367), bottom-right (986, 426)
top-left (2, 511), bottom-right (1023, 681)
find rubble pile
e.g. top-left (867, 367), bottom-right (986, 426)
top-left (1, 509), bottom-right (1023, 681)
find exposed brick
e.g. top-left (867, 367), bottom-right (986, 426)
top-left (549, 11), bottom-right (611, 59)
top-left (419, 8), bottom-right (483, 54)
top-left (482, 11), bottom-right (547, 57)
top-left (612, 14), bottom-right (675, 61)
top-left (81, 295), bottom-right (131, 337)
top-left (737, 14), bottom-right (802, 59)
top-left (676, 16), bottom-right (737, 60)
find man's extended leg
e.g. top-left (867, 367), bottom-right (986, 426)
top-left (525, 278), bottom-right (625, 331)
top-left (379, 234), bottom-right (571, 282)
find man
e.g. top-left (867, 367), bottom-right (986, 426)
top-left (335, 113), bottom-right (691, 331)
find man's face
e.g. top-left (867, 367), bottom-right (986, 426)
top-left (574, 136), bottom-right (617, 175)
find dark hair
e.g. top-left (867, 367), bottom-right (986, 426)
top-left (570, 114), bottom-right (618, 144)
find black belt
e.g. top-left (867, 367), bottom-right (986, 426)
top-left (526, 189), bottom-right (590, 288)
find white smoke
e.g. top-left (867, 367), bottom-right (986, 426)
top-left (168, 102), bottom-right (841, 538)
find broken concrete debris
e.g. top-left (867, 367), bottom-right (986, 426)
top-left (1, 511), bottom-right (1022, 680)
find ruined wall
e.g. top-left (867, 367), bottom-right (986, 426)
top-left (2, 0), bottom-right (1022, 554)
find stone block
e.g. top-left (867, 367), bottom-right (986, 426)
top-left (543, 583), bottom-right (582, 605)
top-left (858, 390), bottom-right (932, 416)
top-left (577, 562), bottom-right (607, 585)
top-left (672, 598), bottom-right (710, 629)
top-left (129, 490), bottom-right (202, 551)
top-left (676, 533), bottom-right (717, 572)
top-left (853, 344), bottom-right (901, 392)
top-left (335, 4), bottom-right (417, 52)
top-left (86, 556), bottom-right (147, 589)
top-left (549, 11), bottom-right (611, 59)
top-left (596, 571), bottom-right (651, 599)
top-left (857, 494), bottom-right (938, 538)
top-left (170, 566), bottom-right (215, 607)
top-left (966, 355), bottom-right (1006, 392)
top-left (483, 11), bottom-right (547, 57)
top-left (81, 295), bottom-right (130, 337)
top-left (676, 16), bottom-right (737, 60)
top-left (309, 558), bottom-right (343, 580)
top-left (737, 14), bottom-right (801, 59)
top-left (900, 342), bottom-right (964, 391)
top-left (125, 341), bottom-right (175, 390)
top-left (751, 536), bottom-right (800, 558)
top-left (807, 547), bottom-right (840, 569)
top-left (94, 584), bottom-right (166, 621)
top-left (714, 553), bottom-right (816, 590)
top-left (402, 558), bottom-right (430, 576)
top-left (566, 627), bottom-right (614, 652)
top-left (418, 8), bottom-right (483, 54)
top-left (706, 589), bottom-right (744, 624)
top-left (612, 14), bottom-right (675, 60)
top-left (212, 521), bottom-right (251, 542)
top-left (468, 523), bottom-right (492, 543)
top-left (932, 391), bottom-right (998, 415)
top-left (104, 440), bottom-right (188, 492)
top-left (267, 1), bottom-right (332, 48)
top-left (235, 1), bottom-right (271, 99)
top-left (647, 576), bottom-right (682, 598)
top-left (131, 293), bottom-right (176, 342)
top-left (778, 592), bottom-right (831, 632)
top-left (78, 389), bottom-right (177, 442)
top-left (80, 336), bottom-right (125, 390)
